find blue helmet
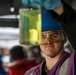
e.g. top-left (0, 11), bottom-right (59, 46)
top-left (42, 10), bottom-right (62, 31)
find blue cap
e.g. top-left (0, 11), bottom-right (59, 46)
top-left (42, 10), bottom-right (62, 31)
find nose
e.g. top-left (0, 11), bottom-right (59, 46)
top-left (44, 36), bottom-right (53, 44)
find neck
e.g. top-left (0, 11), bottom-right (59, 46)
top-left (45, 50), bottom-right (64, 71)
top-left (45, 56), bottom-right (59, 71)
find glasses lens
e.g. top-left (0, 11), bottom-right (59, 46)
top-left (41, 31), bottom-right (63, 44)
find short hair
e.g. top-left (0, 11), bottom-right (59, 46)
top-left (10, 45), bottom-right (27, 62)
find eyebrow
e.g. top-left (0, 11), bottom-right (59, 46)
top-left (42, 32), bottom-right (60, 35)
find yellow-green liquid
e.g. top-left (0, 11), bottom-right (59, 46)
top-left (19, 9), bottom-right (41, 45)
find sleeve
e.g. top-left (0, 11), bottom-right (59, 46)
top-left (50, 0), bottom-right (76, 69)
top-left (59, 0), bottom-right (76, 51)
top-left (8, 69), bottom-right (13, 75)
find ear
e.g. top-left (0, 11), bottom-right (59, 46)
top-left (63, 36), bottom-right (67, 44)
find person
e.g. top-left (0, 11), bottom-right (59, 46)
top-left (28, 46), bottom-right (44, 64)
top-left (0, 55), bottom-right (7, 75)
top-left (22, 0), bottom-right (76, 74)
top-left (8, 45), bottom-right (37, 75)
top-left (25, 10), bottom-right (74, 75)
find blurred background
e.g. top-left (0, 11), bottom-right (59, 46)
top-left (0, 0), bottom-right (75, 74)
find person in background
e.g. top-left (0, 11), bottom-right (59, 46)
top-left (8, 45), bottom-right (37, 75)
top-left (28, 46), bottom-right (44, 64)
top-left (25, 10), bottom-right (74, 75)
top-left (0, 55), bottom-right (7, 75)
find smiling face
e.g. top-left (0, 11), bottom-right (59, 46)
top-left (40, 30), bottom-right (66, 57)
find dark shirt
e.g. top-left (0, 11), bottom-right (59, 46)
top-left (42, 62), bottom-right (47, 75)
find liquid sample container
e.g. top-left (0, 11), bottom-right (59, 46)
top-left (19, 8), bottom-right (41, 45)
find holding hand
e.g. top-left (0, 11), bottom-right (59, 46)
top-left (22, 0), bottom-right (61, 10)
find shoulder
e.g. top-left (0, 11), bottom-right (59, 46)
top-left (68, 51), bottom-right (74, 67)
top-left (25, 64), bottom-right (41, 75)
top-left (69, 51), bottom-right (74, 58)
top-left (25, 60), bottom-right (45, 75)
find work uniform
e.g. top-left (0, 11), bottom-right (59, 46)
top-left (25, 52), bottom-right (74, 75)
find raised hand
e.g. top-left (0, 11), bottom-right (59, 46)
top-left (22, 0), bottom-right (61, 10)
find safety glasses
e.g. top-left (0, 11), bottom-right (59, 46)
top-left (41, 31), bottom-right (64, 44)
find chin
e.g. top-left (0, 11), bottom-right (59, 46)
top-left (46, 53), bottom-right (54, 57)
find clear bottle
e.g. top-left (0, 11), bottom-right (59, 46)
top-left (19, 6), bottom-right (41, 45)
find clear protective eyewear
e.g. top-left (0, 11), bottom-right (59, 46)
top-left (41, 31), bottom-right (64, 44)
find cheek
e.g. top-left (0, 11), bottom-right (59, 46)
top-left (40, 45), bottom-right (45, 51)
top-left (54, 42), bottom-right (62, 49)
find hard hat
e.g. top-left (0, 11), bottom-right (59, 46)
top-left (42, 10), bottom-right (62, 31)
